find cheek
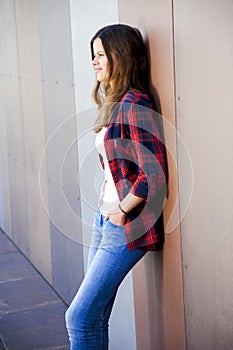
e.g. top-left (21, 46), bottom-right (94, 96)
top-left (103, 58), bottom-right (109, 70)
top-left (102, 62), bottom-right (110, 79)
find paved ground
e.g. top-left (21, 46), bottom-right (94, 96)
top-left (0, 230), bottom-right (69, 350)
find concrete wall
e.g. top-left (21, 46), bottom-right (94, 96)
top-left (37, 0), bottom-right (84, 305)
top-left (174, 1), bottom-right (233, 349)
top-left (0, 0), bottom-right (29, 257)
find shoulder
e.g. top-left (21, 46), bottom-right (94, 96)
top-left (119, 91), bottom-right (155, 125)
top-left (121, 90), bottom-right (154, 109)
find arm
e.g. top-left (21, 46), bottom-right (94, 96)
top-left (127, 102), bottom-right (167, 201)
top-left (105, 97), bottom-right (167, 226)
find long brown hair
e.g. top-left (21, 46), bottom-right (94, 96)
top-left (90, 24), bottom-right (151, 132)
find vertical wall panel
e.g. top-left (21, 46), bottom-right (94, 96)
top-left (0, 0), bottom-right (29, 254)
top-left (69, 0), bottom-right (118, 292)
top-left (69, 0), bottom-right (120, 246)
top-left (15, 0), bottom-right (52, 282)
top-left (119, 1), bottom-right (186, 349)
top-left (174, 1), bottom-right (233, 349)
top-left (38, 0), bottom-right (84, 302)
top-left (0, 64), bottom-right (12, 237)
top-left (69, 1), bottom-right (137, 349)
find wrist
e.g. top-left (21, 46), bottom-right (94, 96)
top-left (118, 203), bottom-right (127, 215)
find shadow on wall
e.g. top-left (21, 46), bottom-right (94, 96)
top-left (146, 251), bottom-right (165, 349)
top-left (145, 36), bottom-right (170, 198)
top-left (137, 33), bottom-right (166, 350)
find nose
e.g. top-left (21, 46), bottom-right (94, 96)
top-left (92, 56), bottom-right (99, 66)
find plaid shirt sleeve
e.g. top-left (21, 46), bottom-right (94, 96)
top-left (120, 94), bottom-right (167, 202)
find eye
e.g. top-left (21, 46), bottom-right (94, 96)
top-left (93, 52), bottom-right (105, 58)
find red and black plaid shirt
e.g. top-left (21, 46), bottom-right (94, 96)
top-left (100, 91), bottom-right (168, 251)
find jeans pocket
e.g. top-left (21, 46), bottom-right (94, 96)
top-left (107, 219), bottom-right (124, 229)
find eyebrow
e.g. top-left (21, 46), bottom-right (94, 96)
top-left (94, 50), bottom-right (105, 55)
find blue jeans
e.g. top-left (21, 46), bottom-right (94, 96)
top-left (65, 209), bottom-right (147, 349)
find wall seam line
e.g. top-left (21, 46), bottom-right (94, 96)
top-left (13, 0), bottom-right (30, 257)
top-left (171, 0), bottom-right (188, 349)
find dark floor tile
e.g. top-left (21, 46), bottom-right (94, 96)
top-left (0, 231), bottom-right (17, 255)
top-left (0, 302), bottom-right (69, 350)
top-left (0, 275), bottom-right (63, 316)
top-left (0, 231), bottom-right (69, 350)
top-left (0, 251), bottom-right (36, 282)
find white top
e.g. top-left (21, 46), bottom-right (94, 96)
top-left (95, 127), bottom-right (119, 214)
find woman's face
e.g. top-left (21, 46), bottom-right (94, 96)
top-left (92, 38), bottom-right (109, 82)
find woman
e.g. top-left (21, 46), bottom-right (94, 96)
top-left (65, 24), bottom-right (168, 349)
